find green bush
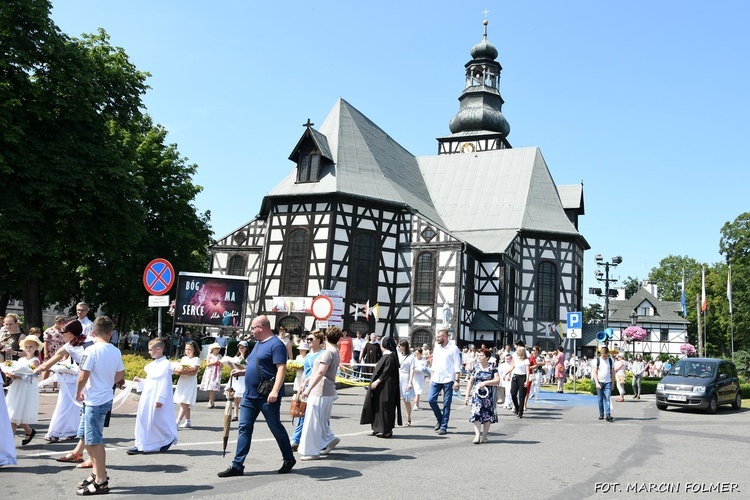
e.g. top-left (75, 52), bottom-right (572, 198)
top-left (569, 376), bottom-right (661, 395)
top-left (741, 383), bottom-right (750, 399)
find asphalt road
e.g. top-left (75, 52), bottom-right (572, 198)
top-left (4, 387), bottom-right (747, 499)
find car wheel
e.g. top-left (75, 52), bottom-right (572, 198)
top-left (706, 394), bottom-right (718, 414)
top-left (731, 392), bottom-right (742, 410)
top-left (656, 403), bottom-right (668, 411)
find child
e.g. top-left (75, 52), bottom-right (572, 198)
top-left (229, 341), bottom-right (250, 421)
top-left (412, 348), bottom-right (427, 410)
top-left (174, 340), bottom-right (201, 429)
top-left (199, 342), bottom-right (222, 408)
top-left (127, 338), bottom-right (178, 454)
top-left (6, 334), bottom-right (43, 445)
top-left (75, 316), bottom-right (125, 496)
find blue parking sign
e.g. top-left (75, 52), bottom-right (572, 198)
top-left (567, 311), bottom-right (582, 329)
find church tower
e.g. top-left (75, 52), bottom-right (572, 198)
top-left (437, 20), bottom-right (511, 155)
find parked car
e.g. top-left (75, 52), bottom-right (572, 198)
top-left (655, 357), bottom-right (741, 413)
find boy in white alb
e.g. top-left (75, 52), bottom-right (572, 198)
top-left (76, 316), bottom-right (125, 495)
top-left (127, 339), bottom-right (178, 454)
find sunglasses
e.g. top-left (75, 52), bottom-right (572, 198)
top-left (306, 337), bottom-right (314, 342)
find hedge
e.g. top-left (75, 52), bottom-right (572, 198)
top-left (565, 375), bottom-right (750, 399)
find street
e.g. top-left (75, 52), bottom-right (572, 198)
top-left (3, 386), bottom-right (747, 499)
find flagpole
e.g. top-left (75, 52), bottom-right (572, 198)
top-left (696, 294), bottom-right (702, 357)
top-left (728, 264), bottom-right (734, 360)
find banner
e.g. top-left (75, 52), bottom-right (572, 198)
top-left (174, 272), bottom-right (248, 328)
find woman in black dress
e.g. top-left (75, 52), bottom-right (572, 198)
top-left (360, 336), bottom-right (401, 438)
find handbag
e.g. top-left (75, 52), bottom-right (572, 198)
top-left (289, 393), bottom-right (307, 417)
top-left (255, 350), bottom-right (275, 397)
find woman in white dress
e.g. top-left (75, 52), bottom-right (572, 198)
top-left (411, 348), bottom-right (428, 410)
top-left (396, 339), bottom-right (415, 426)
top-left (34, 319), bottom-right (87, 441)
top-left (174, 340), bottom-right (201, 429)
top-left (6, 335), bottom-right (43, 444)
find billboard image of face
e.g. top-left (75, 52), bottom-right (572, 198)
top-left (175, 273), bottom-right (248, 328)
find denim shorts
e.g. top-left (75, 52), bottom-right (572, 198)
top-left (76, 401), bottom-right (112, 445)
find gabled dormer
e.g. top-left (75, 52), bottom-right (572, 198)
top-left (289, 119), bottom-right (334, 184)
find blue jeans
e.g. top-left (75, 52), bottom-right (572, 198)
top-left (231, 397), bottom-right (294, 471)
top-left (597, 381), bottom-right (612, 417)
top-left (291, 416), bottom-right (305, 445)
top-left (428, 381), bottom-right (454, 430)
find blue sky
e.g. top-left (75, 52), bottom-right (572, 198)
top-left (50, 1), bottom-right (749, 308)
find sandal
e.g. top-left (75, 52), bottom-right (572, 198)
top-left (77, 458), bottom-right (94, 469)
top-left (44, 436), bottom-right (60, 443)
top-left (76, 480), bottom-right (109, 496)
top-left (79, 474), bottom-right (108, 487)
top-left (57, 452), bottom-right (84, 463)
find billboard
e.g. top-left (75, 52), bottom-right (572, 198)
top-left (174, 272), bottom-right (248, 328)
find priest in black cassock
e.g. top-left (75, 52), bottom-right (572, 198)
top-left (360, 336), bottom-right (401, 438)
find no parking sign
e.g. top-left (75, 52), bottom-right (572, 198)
top-left (143, 258), bottom-right (175, 296)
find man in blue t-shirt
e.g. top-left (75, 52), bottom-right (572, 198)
top-left (218, 315), bottom-right (295, 477)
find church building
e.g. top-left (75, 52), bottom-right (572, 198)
top-left (210, 21), bottom-right (589, 350)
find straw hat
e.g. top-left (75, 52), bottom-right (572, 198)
top-left (207, 342), bottom-right (222, 352)
top-left (298, 342), bottom-right (310, 351)
top-left (21, 334), bottom-right (44, 349)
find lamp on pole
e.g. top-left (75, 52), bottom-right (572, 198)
top-left (629, 311), bottom-right (638, 359)
top-left (588, 255), bottom-right (623, 346)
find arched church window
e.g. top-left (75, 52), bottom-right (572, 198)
top-left (282, 229), bottom-right (309, 296)
top-left (414, 252), bottom-right (436, 305)
top-left (536, 261), bottom-right (557, 322)
top-left (227, 255), bottom-right (245, 276)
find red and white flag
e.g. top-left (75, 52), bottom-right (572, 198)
top-left (701, 266), bottom-right (707, 313)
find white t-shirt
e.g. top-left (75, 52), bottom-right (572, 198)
top-left (595, 356), bottom-right (613, 383)
top-left (80, 341), bottom-right (124, 406)
top-left (512, 356), bottom-right (530, 375)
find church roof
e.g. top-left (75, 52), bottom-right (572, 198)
top-left (558, 184), bottom-right (585, 214)
top-left (417, 147), bottom-right (585, 253)
top-left (266, 98), bottom-right (444, 226)
top-left (262, 99), bottom-right (586, 256)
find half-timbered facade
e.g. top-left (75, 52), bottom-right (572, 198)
top-left (210, 22), bottom-right (589, 348)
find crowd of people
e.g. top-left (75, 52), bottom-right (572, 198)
top-left (3, 309), bottom-right (678, 492)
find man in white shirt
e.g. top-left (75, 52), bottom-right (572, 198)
top-left (593, 346), bottom-right (615, 422)
top-left (76, 302), bottom-right (94, 342)
top-left (428, 329), bottom-right (462, 435)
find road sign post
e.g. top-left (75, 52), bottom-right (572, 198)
top-left (143, 259), bottom-right (175, 339)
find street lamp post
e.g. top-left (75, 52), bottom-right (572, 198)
top-left (629, 311), bottom-right (638, 359)
top-left (588, 254), bottom-right (623, 348)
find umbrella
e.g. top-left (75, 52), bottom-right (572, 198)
top-left (222, 378), bottom-right (236, 458)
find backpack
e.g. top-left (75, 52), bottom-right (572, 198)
top-left (596, 357), bottom-right (613, 370)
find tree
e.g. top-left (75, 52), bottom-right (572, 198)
top-left (622, 276), bottom-right (641, 299)
top-left (1, 1), bottom-right (211, 330)
top-left (648, 255), bottom-right (701, 303)
top-left (719, 213), bottom-right (750, 351)
top-left (583, 303), bottom-right (604, 324)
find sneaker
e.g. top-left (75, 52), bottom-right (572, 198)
top-left (320, 437), bottom-right (340, 456)
top-left (598, 415), bottom-right (604, 420)
top-left (291, 442), bottom-right (299, 451)
top-left (126, 446), bottom-right (142, 455)
top-left (606, 415), bottom-right (614, 422)
top-left (217, 466), bottom-right (244, 478)
top-left (434, 422), bottom-right (442, 431)
top-left (278, 458), bottom-right (296, 473)
top-left (179, 420), bottom-right (191, 429)
top-left (437, 428), bottom-right (447, 435)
